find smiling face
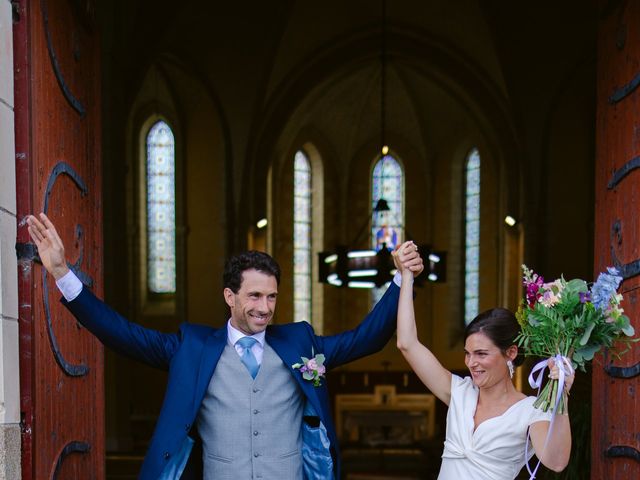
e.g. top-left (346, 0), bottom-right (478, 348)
top-left (224, 269), bottom-right (278, 335)
top-left (464, 332), bottom-right (516, 388)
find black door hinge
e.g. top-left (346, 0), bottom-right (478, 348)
top-left (11, 1), bottom-right (20, 23)
top-left (16, 242), bottom-right (41, 264)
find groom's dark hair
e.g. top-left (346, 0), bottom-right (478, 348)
top-left (223, 251), bottom-right (281, 293)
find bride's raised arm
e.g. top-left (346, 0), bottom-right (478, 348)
top-left (394, 242), bottom-right (452, 405)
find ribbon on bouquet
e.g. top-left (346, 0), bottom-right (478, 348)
top-left (524, 354), bottom-right (574, 480)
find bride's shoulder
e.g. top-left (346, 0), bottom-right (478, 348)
top-left (516, 395), bottom-right (538, 409)
top-left (453, 374), bottom-right (474, 388)
top-left (451, 375), bottom-right (478, 396)
top-left (515, 391), bottom-right (528, 402)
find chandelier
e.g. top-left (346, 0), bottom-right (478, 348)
top-left (318, 199), bottom-right (446, 288)
top-left (317, 0), bottom-right (446, 288)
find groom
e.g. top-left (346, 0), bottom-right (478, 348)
top-left (27, 213), bottom-right (423, 480)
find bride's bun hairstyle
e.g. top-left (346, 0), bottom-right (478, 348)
top-left (464, 308), bottom-right (524, 367)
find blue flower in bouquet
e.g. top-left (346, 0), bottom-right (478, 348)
top-left (591, 267), bottom-right (622, 312)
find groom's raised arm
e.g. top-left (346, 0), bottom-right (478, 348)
top-left (27, 213), bottom-right (180, 369)
top-left (316, 241), bottom-right (423, 369)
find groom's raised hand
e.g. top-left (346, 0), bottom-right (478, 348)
top-left (26, 213), bottom-right (70, 280)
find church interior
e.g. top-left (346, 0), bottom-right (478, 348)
top-left (90, 1), bottom-right (597, 478)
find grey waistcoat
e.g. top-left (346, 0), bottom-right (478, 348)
top-left (197, 342), bottom-right (304, 480)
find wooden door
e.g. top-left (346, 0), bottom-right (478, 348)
top-left (14, 0), bottom-right (104, 478)
top-left (593, 1), bottom-right (640, 477)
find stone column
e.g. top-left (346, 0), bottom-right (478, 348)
top-left (0, 0), bottom-right (21, 478)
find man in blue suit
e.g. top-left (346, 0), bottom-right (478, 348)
top-left (27, 213), bottom-right (423, 480)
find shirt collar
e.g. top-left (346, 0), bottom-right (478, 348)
top-left (226, 319), bottom-right (266, 347)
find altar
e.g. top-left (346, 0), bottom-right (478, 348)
top-left (336, 385), bottom-right (439, 478)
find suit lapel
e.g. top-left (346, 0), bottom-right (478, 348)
top-left (192, 327), bottom-right (227, 412)
top-left (266, 329), bottom-right (324, 417)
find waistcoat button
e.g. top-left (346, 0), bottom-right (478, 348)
top-left (254, 431), bottom-right (259, 436)
top-left (163, 452), bottom-right (170, 460)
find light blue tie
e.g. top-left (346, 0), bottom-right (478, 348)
top-left (236, 336), bottom-right (259, 379)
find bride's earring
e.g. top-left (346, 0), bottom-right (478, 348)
top-left (507, 360), bottom-right (515, 379)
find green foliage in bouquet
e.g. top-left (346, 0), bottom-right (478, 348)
top-left (515, 265), bottom-right (635, 413)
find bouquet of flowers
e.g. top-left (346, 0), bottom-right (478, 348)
top-left (516, 265), bottom-right (635, 413)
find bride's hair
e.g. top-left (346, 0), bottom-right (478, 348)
top-left (464, 308), bottom-right (524, 366)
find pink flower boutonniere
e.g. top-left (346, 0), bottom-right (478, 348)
top-left (292, 351), bottom-right (326, 387)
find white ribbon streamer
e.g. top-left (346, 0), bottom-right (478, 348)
top-left (525, 354), bottom-right (574, 479)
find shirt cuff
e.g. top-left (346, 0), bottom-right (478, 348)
top-left (393, 271), bottom-right (413, 287)
top-left (56, 269), bottom-right (83, 302)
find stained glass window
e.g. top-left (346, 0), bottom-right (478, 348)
top-left (371, 154), bottom-right (404, 303)
top-left (146, 120), bottom-right (176, 294)
top-left (465, 149), bottom-right (480, 324)
top-left (294, 150), bottom-right (312, 323)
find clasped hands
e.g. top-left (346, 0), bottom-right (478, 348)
top-left (392, 241), bottom-right (424, 278)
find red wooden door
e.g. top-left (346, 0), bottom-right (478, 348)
top-left (14, 0), bottom-right (104, 478)
top-left (593, 1), bottom-right (640, 477)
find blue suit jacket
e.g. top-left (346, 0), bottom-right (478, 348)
top-left (62, 283), bottom-right (400, 479)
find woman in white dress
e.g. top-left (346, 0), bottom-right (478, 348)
top-left (393, 242), bottom-right (574, 480)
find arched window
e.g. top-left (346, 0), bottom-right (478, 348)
top-left (146, 120), bottom-right (176, 294)
top-left (464, 148), bottom-right (480, 324)
top-left (371, 154), bottom-right (404, 303)
top-left (293, 150), bottom-right (312, 323)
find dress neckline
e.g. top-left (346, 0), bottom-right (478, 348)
top-left (471, 392), bottom-right (530, 434)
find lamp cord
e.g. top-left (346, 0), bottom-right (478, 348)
top-left (380, 0), bottom-right (387, 153)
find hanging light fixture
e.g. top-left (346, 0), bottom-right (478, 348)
top-left (319, 200), bottom-right (393, 288)
top-left (318, 195), bottom-right (446, 287)
top-left (317, 0), bottom-right (446, 288)
top-left (380, 0), bottom-right (389, 156)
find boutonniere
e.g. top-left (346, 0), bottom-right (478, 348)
top-left (292, 349), bottom-right (326, 387)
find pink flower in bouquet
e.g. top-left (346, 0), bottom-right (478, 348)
top-left (543, 279), bottom-right (564, 293)
top-left (522, 265), bottom-right (544, 307)
top-left (539, 279), bottom-right (563, 307)
top-left (605, 293), bottom-right (625, 323)
top-left (540, 289), bottom-right (561, 308)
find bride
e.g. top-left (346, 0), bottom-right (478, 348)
top-left (394, 242), bottom-right (573, 479)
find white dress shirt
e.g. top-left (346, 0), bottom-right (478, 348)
top-left (56, 269), bottom-right (84, 302)
top-left (227, 320), bottom-right (266, 364)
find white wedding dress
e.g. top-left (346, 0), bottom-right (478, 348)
top-left (437, 375), bottom-right (552, 480)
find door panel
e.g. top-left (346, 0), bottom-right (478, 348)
top-left (15, 0), bottom-right (104, 478)
top-left (593, 1), bottom-right (640, 477)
